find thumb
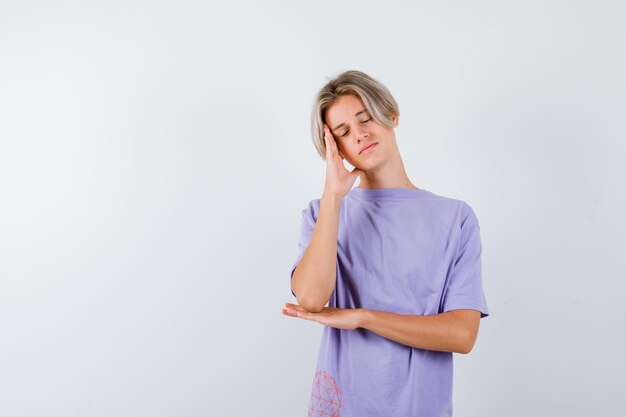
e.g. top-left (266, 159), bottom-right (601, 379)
top-left (351, 167), bottom-right (364, 178)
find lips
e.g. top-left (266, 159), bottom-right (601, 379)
top-left (360, 142), bottom-right (378, 154)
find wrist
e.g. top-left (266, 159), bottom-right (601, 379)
top-left (357, 308), bottom-right (372, 328)
top-left (321, 192), bottom-right (343, 206)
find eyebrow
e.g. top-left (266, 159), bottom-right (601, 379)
top-left (331, 109), bottom-right (368, 132)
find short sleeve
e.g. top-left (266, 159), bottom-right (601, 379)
top-left (289, 200), bottom-right (317, 297)
top-left (441, 203), bottom-right (490, 318)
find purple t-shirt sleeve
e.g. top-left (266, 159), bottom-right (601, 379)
top-left (441, 203), bottom-right (490, 318)
top-left (289, 201), bottom-right (317, 297)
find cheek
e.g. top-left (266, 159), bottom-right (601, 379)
top-left (343, 147), bottom-right (357, 159)
top-left (336, 142), bottom-right (348, 155)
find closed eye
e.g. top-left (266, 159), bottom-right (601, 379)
top-left (340, 117), bottom-right (372, 137)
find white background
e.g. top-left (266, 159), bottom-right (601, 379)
top-left (1, 1), bottom-right (625, 416)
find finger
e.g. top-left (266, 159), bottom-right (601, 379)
top-left (324, 126), bottom-right (340, 157)
top-left (323, 127), bottom-right (332, 157)
top-left (285, 302), bottom-right (309, 313)
top-left (283, 307), bottom-right (308, 319)
top-left (324, 124), bottom-right (332, 137)
top-left (323, 124), bottom-right (335, 146)
top-left (283, 309), bottom-right (303, 319)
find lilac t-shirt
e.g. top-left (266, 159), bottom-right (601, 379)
top-left (289, 187), bottom-right (489, 417)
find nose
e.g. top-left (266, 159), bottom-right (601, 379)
top-left (354, 125), bottom-right (369, 142)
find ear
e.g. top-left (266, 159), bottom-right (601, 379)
top-left (392, 114), bottom-right (399, 128)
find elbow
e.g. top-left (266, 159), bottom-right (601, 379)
top-left (291, 273), bottom-right (330, 313)
top-left (296, 289), bottom-right (328, 313)
top-left (298, 297), bottom-right (326, 313)
top-left (456, 343), bottom-right (471, 355)
top-left (458, 333), bottom-right (477, 355)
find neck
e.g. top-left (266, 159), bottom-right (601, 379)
top-left (357, 155), bottom-right (418, 190)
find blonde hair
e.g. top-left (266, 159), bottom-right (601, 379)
top-left (310, 70), bottom-right (400, 160)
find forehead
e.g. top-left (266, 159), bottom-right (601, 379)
top-left (325, 95), bottom-right (367, 124)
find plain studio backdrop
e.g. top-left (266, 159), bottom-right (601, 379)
top-left (0, 1), bottom-right (624, 416)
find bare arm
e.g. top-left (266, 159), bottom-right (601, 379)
top-left (291, 193), bottom-right (342, 313)
top-left (358, 309), bottom-right (481, 354)
top-left (290, 122), bottom-right (361, 313)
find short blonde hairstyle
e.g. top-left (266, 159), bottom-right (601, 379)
top-left (310, 70), bottom-right (400, 160)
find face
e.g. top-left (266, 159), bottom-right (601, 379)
top-left (324, 94), bottom-right (399, 169)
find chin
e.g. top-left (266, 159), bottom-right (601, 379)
top-left (357, 156), bottom-right (386, 171)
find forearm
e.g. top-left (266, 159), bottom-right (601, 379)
top-left (291, 193), bottom-right (342, 312)
top-left (358, 309), bottom-right (471, 354)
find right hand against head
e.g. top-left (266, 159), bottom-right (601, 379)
top-left (322, 124), bottom-right (363, 198)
